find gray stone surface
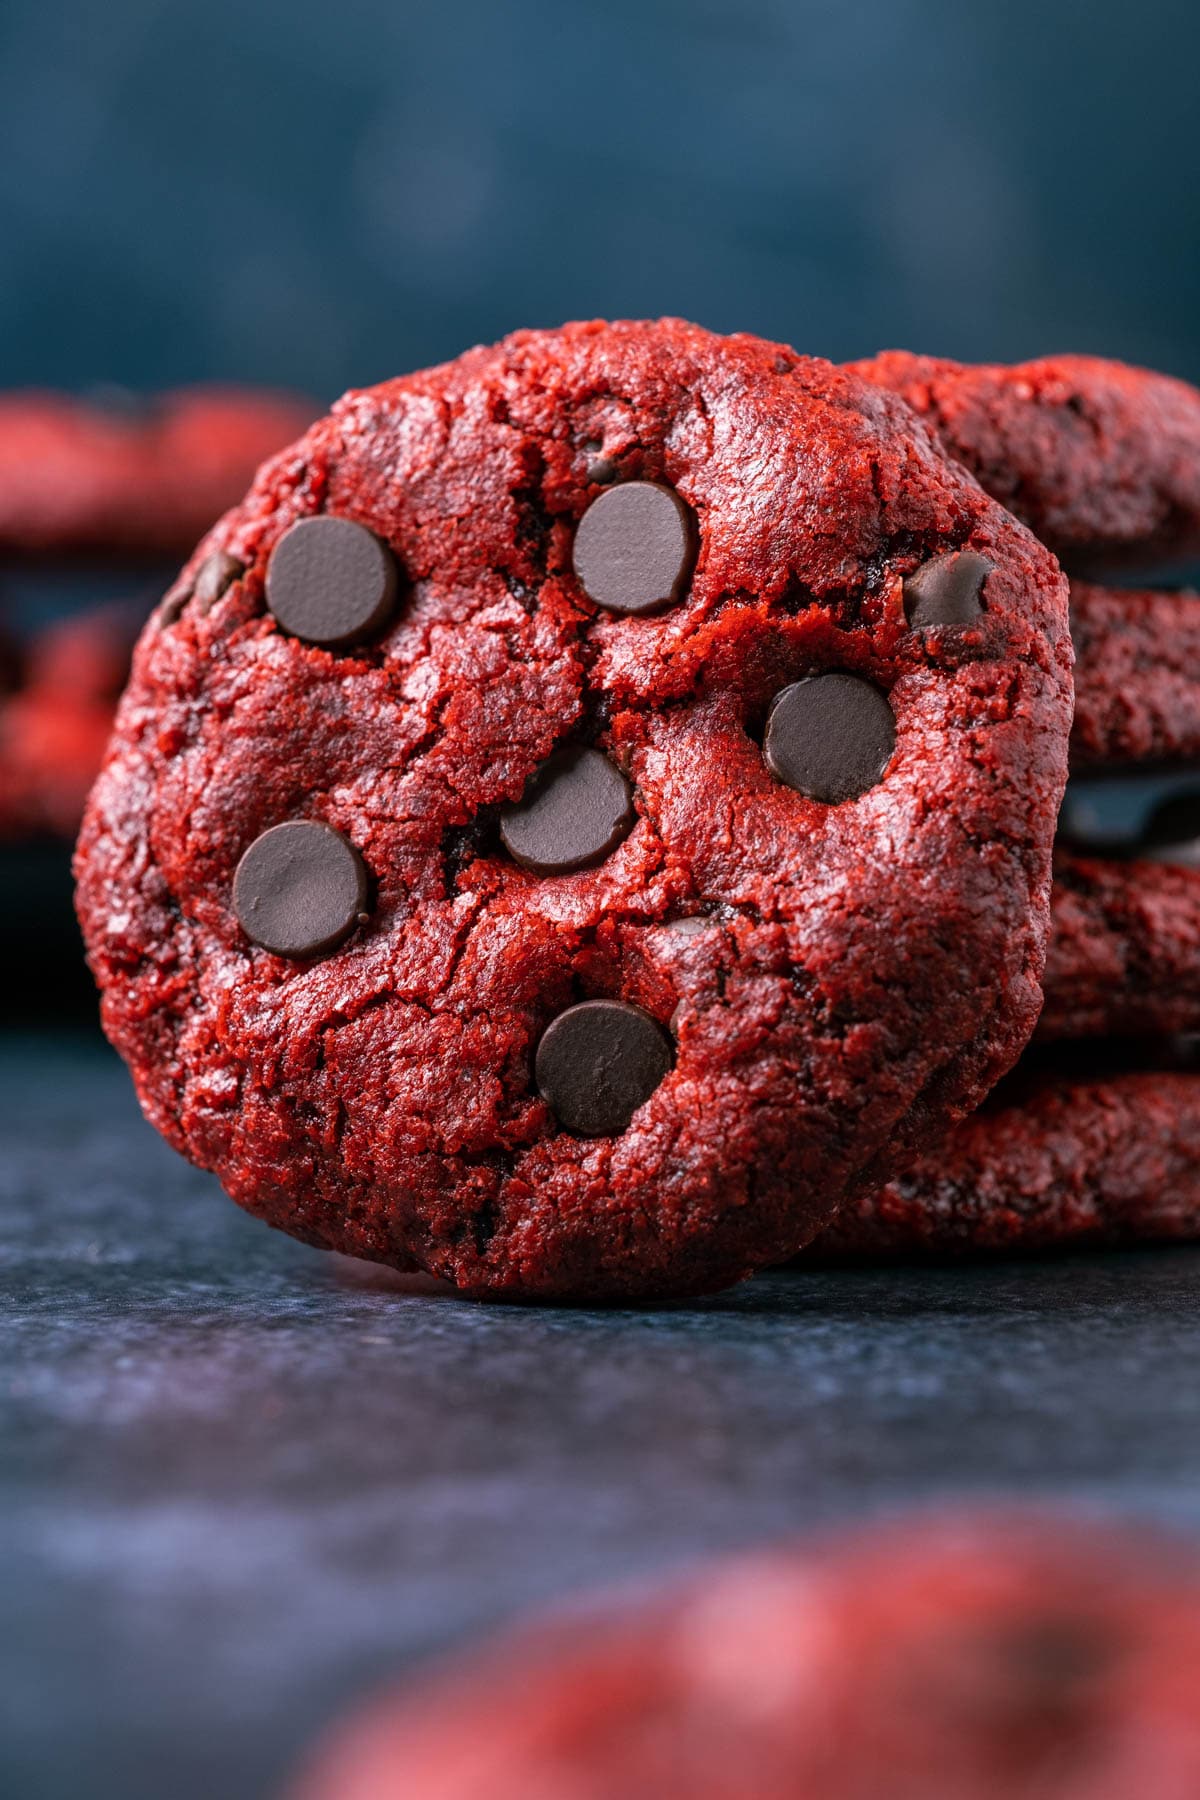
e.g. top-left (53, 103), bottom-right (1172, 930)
top-left (5, 1031), bottom-right (1200, 1800)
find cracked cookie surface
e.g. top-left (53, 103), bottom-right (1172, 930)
top-left (75, 319), bottom-right (1071, 1298)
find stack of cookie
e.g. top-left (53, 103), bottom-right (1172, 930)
top-left (819, 354), bottom-right (1200, 1257)
top-left (72, 321), bottom-right (1200, 1296)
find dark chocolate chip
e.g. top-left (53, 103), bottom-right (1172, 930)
top-left (585, 454), bottom-right (619, 485)
top-left (572, 481), bottom-right (696, 616)
top-left (193, 549), bottom-right (245, 613)
top-left (500, 747), bottom-right (634, 874)
top-left (535, 999), bottom-right (672, 1137)
top-left (233, 820), bottom-right (369, 957)
top-left (904, 550), bottom-right (993, 628)
top-left (266, 516), bottom-right (398, 648)
top-left (764, 673), bottom-right (896, 803)
top-left (156, 582), bottom-right (191, 629)
top-left (157, 548), bottom-right (246, 627)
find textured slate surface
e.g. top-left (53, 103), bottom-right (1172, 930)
top-left (5, 1032), bottom-right (1200, 1800)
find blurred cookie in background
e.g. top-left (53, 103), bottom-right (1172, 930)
top-left (0, 602), bottom-right (139, 841)
top-left (0, 385), bottom-right (315, 558)
top-left (0, 384), bottom-right (315, 1016)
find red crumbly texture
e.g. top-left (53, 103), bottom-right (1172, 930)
top-left (1039, 854), bottom-right (1200, 1043)
top-left (0, 606), bottom-right (137, 840)
top-left (815, 1068), bottom-right (1200, 1258)
top-left (2, 575), bottom-right (1175, 844)
top-left (848, 350), bottom-right (1200, 573)
top-left (75, 319), bottom-right (1071, 1299)
top-left (293, 1517), bottom-right (1200, 1800)
top-left (0, 387), bottom-right (315, 556)
top-left (1070, 582), bottom-right (1200, 769)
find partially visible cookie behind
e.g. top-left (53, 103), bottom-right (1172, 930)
top-left (841, 347), bottom-right (1200, 1262)
top-left (847, 350), bottom-right (1200, 572)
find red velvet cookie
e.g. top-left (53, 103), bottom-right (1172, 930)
top-left (0, 386), bottom-right (314, 556)
top-left (820, 827), bottom-right (1200, 1259)
top-left (847, 350), bottom-right (1200, 573)
top-left (293, 1516), bottom-right (1200, 1800)
top-left (817, 1059), bottom-right (1200, 1258)
top-left (76, 319), bottom-right (1071, 1299)
top-left (1069, 582), bottom-right (1200, 770)
top-left (1039, 852), bottom-right (1200, 1044)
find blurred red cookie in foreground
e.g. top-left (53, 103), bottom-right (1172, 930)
top-left (293, 1516), bottom-right (1200, 1800)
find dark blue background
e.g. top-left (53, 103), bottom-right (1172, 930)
top-left (3, 0), bottom-right (1197, 399)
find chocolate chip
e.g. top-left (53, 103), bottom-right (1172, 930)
top-left (193, 549), bottom-right (245, 613)
top-left (904, 550), bottom-right (993, 628)
top-left (536, 999), bottom-right (672, 1137)
top-left (233, 820), bottom-right (369, 957)
top-left (158, 548), bottom-right (247, 627)
top-left (585, 454), bottom-right (619, 485)
top-left (500, 747), bottom-right (634, 874)
top-left (266, 516), bottom-right (398, 648)
top-left (156, 583), bottom-right (191, 629)
top-left (764, 673), bottom-right (896, 803)
top-left (572, 481), bottom-right (696, 616)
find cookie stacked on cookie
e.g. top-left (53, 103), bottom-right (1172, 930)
top-left (75, 320), bottom-right (1073, 1297)
top-left (820, 354), bottom-right (1200, 1255)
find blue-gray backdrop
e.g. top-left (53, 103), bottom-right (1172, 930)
top-left (2, 0), bottom-right (1197, 398)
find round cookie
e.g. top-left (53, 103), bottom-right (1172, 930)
top-left (292, 1517), bottom-right (1200, 1800)
top-left (816, 1061), bottom-right (1200, 1259)
top-left (847, 349), bottom-right (1200, 573)
top-left (1038, 852), bottom-right (1200, 1043)
top-left (0, 386), bottom-right (315, 556)
top-left (1069, 581), bottom-right (1200, 770)
top-left (76, 318), bottom-right (1071, 1299)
